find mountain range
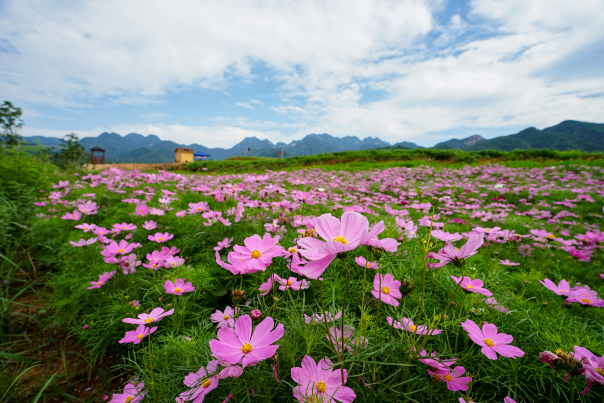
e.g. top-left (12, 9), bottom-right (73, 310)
top-left (24, 120), bottom-right (603, 162)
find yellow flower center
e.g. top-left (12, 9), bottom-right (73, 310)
top-left (409, 325), bottom-right (416, 332)
top-left (251, 250), bottom-right (261, 258)
top-left (288, 248), bottom-right (297, 253)
top-left (118, 249), bottom-right (124, 253)
top-left (316, 381), bottom-right (327, 393)
top-left (332, 236), bottom-right (347, 245)
top-left (123, 226), bottom-right (128, 229)
top-left (467, 285), bottom-right (474, 288)
top-left (97, 282), bottom-right (103, 285)
top-left (158, 238), bottom-right (163, 241)
top-left (202, 379), bottom-right (211, 388)
top-left (144, 318), bottom-right (154, 323)
top-left (444, 374), bottom-right (453, 382)
top-left (547, 234), bottom-right (555, 238)
top-left (197, 207), bottom-right (202, 211)
top-left (175, 288), bottom-right (181, 293)
top-left (366, 263), bottom-right (371, 267)
top-left (242, 343), bottom-right (253, 353)
top-left (581, 299), bottom-right (591, 304)
top-left (137, 335), bottom-right (143, 339)
top-left (287, 280), bottom-right (293, 286)
top-left (303, 196), bottom-right (307, 199)
top-left (484, 338), bottom-right (494, 347)
top-left (126, 397), bottom-right (134, 402)
top-left (432, 374), bottom-right (442, 382)
top-left (382, 287), bottom-right (390, 294)
top-left (596, 368), bottom-right (604, 376)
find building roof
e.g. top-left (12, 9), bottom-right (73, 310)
top-left (194, 151), bottom-right (211, 157)
top-left (90, 145), bottom-right (106, 151)
top-left (175, 147), bottom-right (194, 153)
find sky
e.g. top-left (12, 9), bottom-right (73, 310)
top-left (1, 0), bottom-right (603, 148)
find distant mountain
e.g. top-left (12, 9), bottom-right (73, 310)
top-left (464, 121), bottom-right (604, 152)
top-left (392, 141), bottom-right (422, 149)
top-left (433, 135), bottom-right (485, 150)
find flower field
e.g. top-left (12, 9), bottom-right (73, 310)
top-left (7, 162), bottom-right (604, 402)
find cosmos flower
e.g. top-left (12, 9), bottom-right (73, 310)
top-left (291, 356), bottom-right (356, 403)
top-left (354, 256), bottom-right (378, 269)
top-left (425, 234), bottom-right (484, 269)
top-left (450, 275), bottom-right (492, 297)
top-left (177, 360), bottom-right (219, 403)
top-left (387, 317), bottom-right (442, 336)
top-left (210, 306), bottom-right (238, 328)
top-left (371, 273), bottom-right (402, 306)
top-left (427, 366), bottom-right (471, 391)
top-left (461, 319), bottom-right (525, 360)
top-left (147, 232), bottom-right (174, 243)
top-left (87, 271), bottom-right (116, 289)
top-left (164, 278), bottom-right (195, 296)
top-left (122, 307), bottom-right (174, 325)
top-left (118, 324), bottom-right (158, 345)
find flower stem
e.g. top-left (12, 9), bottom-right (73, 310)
top-left (549, 370), bottom-right (557, 403)
top-left (570, 375), bottom-right (574, 403)
top-left (475, 355), bottom-right (485, 380)
top-left (421, 206), bottom-right (436, 310)
top-left (317, 279), bottom-right (343, 380)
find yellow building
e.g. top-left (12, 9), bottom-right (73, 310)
top-left (175, 147), bottom-right (194, 163)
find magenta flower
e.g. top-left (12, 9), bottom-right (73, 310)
top-left (573, 346), bottom-right (604, 395)
top-left (450, 275), bottom-right (492, 297)
top-left (215, 233), bottom-right (285, 275)
top-left (214, 237), bottom-right (233, 252)
top-left (122, 307), bottom-right (174, 325)
top-left (164, 279), bottom-right (195, 296)
top-left (210, 306), bottom-right (237, 328)
top-left (427, 366), bottom-right (471, 391)
top-left (326, 325), bottom-right (367, 354)
top-left (87, 271), bottom-right (116, 289)
top-left (75, 223), bottom-right (98, 232)
top-left (103, 240), bottom-right (136, 257)
top-left (119, 254), bottom-right (141, 274)
top-left (209, 314), bottom-right (284, 368)
top-left (70, 238), bottom-right (97, 247)
top-left (150, 208), bottom-right (165, 216)
top-left (142, 220), bottom-right (157, 230)
top-left (417, 349), bottom-right (457, 374)
top-left (304, 311), bottom-right (342, 325)
top-left (504, 397), bottom-right (517, 403)
top-left (360, 221), bottom-right (400, 252)
top-left (147, 232), bottom-right (174, 243)
top-left (113, 222), bottom-right (137, 232)
top-left (291, 356), bottom-right (356, 403)
top-left (425, 234), bottom-right (484, 269)
top-left (164, 255), bottom-right (185, 269)
top-left (118, 324), bottom-right (158, 344)
top-left (177, 360), bottom-right (219, 403)
top-left (430, 230), bottom-right (463, 242)
top-left (296, 212), bottom-right (370, 279)
top-left (566, 295), bottom-right (604, 307)
top-left (258, 274), bottom-right (282, 296)
top-left (538, 278), bottom-right (571, 296)
top-left (61, 210), bottom-right (82, 220)
top-left (461, 319), bottom-right (525, 360)
top-left (387, 317), bottom-right (442, 336)
top-left (484, 297), bottom-right (510, 313)
top-left (143, 250), bottom-right (166, 270)
top-left (566, 246), bottom-right (591, 262)
top-left (134, 205), bottom-right (149, 217)
top-left (162, 246), bottom-right (180, 256)
top-left (108, 381), bottom-right (146, 403)
top-left (499, 259), bottom-right (520, 266)
top-left (371, 273), bottom-right (402, 306)
top-left (354, 256), bottom-right (378, 269)
top-left (277, 277), bottom-right (305, 291)
top-left (251, 309), bottom-right (262, 320)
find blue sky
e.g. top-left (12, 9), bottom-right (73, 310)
top-left (1, 0), bottom-right (603, 148)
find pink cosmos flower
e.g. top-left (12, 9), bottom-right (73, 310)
top-left (164, 278), bottom-right (195, 295)
top-left (215, 233), bottom-right (285, 275)
top-left (187, 201), bottom-right (209, 215)
top-left (108, 381), bottom-right (146, 403)
top-left (326, 325), bottom-right (368, 354)
top-left (504, 398), bottom-right (517, 403)
top-left (425, 234), bottom-right (484, 269)
top-left (87, 271), bottom-right (116, 289)
top-left (360, 221), bottom-right (400, 252)
top-left (177, 360), bottom-right (219, 403)
top-left (427, 366), bottom-right (471, 391)
top-left (164, 255), bottom-right (185, 269)
top-left (566, 294), bottom-right (604, 307)
top-left (499, 259), bottom-right (520, 266)
top-left (103, 240), bottom-right (136, 256)
top-left (258, 274), bottom-right (282, 296)
top-left (176, 210), bottom-right (186, 217)
top-left (142, 220), bottom-right (157, 230)
top-left (113, 222), bottom-right (137, 232)
top-left (461, 319), bottom-right (525, 360)
top-left (387, 317), bottom-right (443, 336)
top-left (565, 247), bottom-right (592, 262)
top-left (417, 349), bottom-right (457, 374)
top-left (573, 345), bottom-right (604, 395)
top-left (118, 324), bottom-right (158, 344)
top-left (150, 208), bottom-right (165, 216)
top-left (134, 205), bottom-right (149, 217)
top-left (143, 250), bottom-right (166, 270)
top-left (70, 238), bottom-right (97, 247)
top-left (600, 274), bottom-right (604, 280)
top-left (484, 297), bottom-right (510, 313)
top-left (296, 212), bottom-right (370, 279)
top-left (162, 246), bottom-right (180, 256)
top-left (147, 232), bottom-right (174, 243)
top-left (75, 223), bottom-right (97, 232)
top-left (371, 273), bottom-right (402, 306)
top-left (251, 310), bottom-right (262, 320)
top-left (354, 256), bottom-right (378, 269)
top-left (450, 275), bottom-right (492, 297)
top-left (122, 307), bottom-right (174, 325)
top-left (210, 306), bottom-right (237, 328)
top-left (538, 278), bottom-right (571, 296)
top-left (214, 237), bottom-right (233, 252)
top-left (431, 230), bottom-right (463, 243)
top-left (209, 314), bottom-right (284, 368)
top-left (291, 356), bottom-right (356, 403)
top-left (61, 210), bottom-right (82, 220)
top-left (304, 311), bottom-right (342, 325)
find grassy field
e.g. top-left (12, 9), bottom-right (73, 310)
top-left (1, 147), bottom-right (603, 402)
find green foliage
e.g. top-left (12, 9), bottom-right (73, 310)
top-left (53, 133), bottom-right (87, 168)
top-left (0, 101), bottom-right (25, 146)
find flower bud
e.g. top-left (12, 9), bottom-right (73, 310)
top-left (251, 309), bottom-right (262, 320)
top-left (400, 278), bottom-right (416, 298)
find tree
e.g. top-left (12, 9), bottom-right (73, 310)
top-left (0, 101), bottom-right (25, 146)
top-left (55, 133), bottom-right (87, 167)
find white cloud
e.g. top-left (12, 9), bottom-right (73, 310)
top-left (3, 0), bottom-right (604, 147)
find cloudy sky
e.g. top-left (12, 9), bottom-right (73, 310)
top-left (2, 0), bottom-right (603, 148)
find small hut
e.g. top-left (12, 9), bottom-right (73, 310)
top-left (90, 145), bottom-right (106, 164)
top-left (194, 151), bottom-right (211, 161)
top-left (175, 147), bottom-right (194, 163)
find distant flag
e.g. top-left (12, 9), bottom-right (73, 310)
top-left (278, 151), bottom-right (282, 156)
